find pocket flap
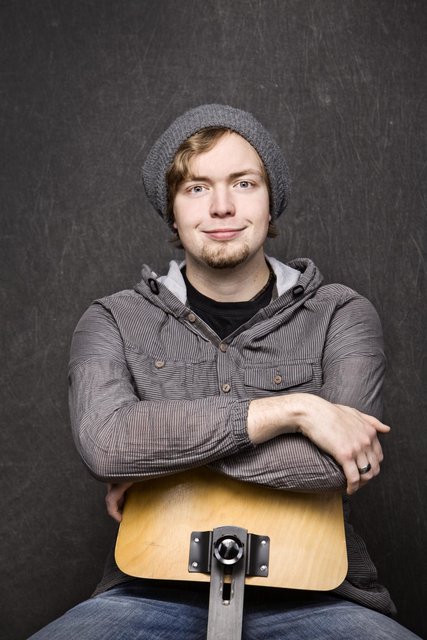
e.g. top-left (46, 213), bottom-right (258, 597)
top-left (244, 362), bottom-right (313, 391)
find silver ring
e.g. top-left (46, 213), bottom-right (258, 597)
top-left (358, 463), bottom-right (371, 475)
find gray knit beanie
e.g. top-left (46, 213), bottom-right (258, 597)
top-left (142, 104), bottom-right (290, 223)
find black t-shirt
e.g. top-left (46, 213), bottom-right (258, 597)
top-left (183, 268), bottom-right (276, 339)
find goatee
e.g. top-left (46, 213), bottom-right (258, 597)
top-left (200, 243), bottom-right (250, 269)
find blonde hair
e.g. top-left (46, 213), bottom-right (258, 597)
top-left (166, 127), bottom-right (278, 242)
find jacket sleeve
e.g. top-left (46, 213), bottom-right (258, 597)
top-left (69, 303), bottom-right (252, 482)
top-left (70, 293), bottom-right (384, 492)
top-left (209, 294), bottom-right (385, 493)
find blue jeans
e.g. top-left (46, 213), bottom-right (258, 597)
top-left (29, 580), bottom-right (420, 639)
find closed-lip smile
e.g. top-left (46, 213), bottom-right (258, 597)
top-left (202, 227), bottom-right (245, 240)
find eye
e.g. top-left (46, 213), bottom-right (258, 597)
top-left (189, 185), bottom-right (205, 194)
top-left (237, 180), bottom-right (252, 189)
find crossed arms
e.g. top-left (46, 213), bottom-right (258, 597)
top-left (69, 292), bottom-right (389, 521)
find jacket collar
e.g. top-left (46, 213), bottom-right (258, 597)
top-left (151, 256), bottom-right (300, 304)
top-left (136, 257), bottom-right (323, 317)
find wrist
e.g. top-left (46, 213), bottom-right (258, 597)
top-left (247, 393), bottom-right (309, 445)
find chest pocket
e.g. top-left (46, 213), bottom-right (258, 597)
top-left (244, 362), bottom-right (316, 397)
top-left (125, 348), bottom-right (218, 401)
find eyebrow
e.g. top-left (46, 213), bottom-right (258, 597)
top-left (229, 169), bottom-right (264, 180)
top-left (184, 169), bottom-right (264, 183)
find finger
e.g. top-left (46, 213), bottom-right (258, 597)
top-left (105, 491), bottom-right (123, 523)
top-left (356, 454), bottom-right (373, 476)
top-left (105, 486), bottom-right (126, 522)
top-left (360, 413), bottom-right (391, 433)
top-left (368, 453), bottom-right (380, 477)
top-left (371, 437), bottom-right (384, 464)
top-left (363, 435), bottom-right (384, 476)
top-left (106, 501), bottom-right (122, 522)
top-left (105, 482), bottom-right (134, 522)
top-left (366, 448), bottom-right (381, 478)
top-left (343, 460), bottom-right (361, 495)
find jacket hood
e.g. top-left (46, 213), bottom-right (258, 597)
top-left (134, 257), bottom-right (323, 320)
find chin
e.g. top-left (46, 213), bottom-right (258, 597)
top-left (200, 242), bottom-right (250, 269)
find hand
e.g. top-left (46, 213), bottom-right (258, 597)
top-left (105, 481), bottom-right (134, 522)
top-left (296, 395), bottom-right (390, 495)
top-left (248, 393), bottom-right (390, 495)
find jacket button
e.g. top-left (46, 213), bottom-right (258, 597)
top-left (187, 313), bottom-right (197, 322)
top-left (274, 374), bottom-right (282, 384)
top-left (155, 360), bottom-right (165, 369)
top-left (222, 383), bottom-right (231, 393)
top-left (148, 278), bottom-right (160, 294)
top-left (292, 285), bottom-right (304, 296)
top-left (219, 343), bottom-right (228, 352)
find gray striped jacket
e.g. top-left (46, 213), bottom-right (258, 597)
top-left (69, 257), bottom-right (394, 615)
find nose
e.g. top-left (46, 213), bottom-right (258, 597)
top-left (209, 186), bottom-right (235, 217)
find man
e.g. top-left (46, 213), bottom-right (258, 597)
top-left (30, 105), bottom-right (419, 638)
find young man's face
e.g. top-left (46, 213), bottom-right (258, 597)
top-left (172, 132), bottom-right (270, 272)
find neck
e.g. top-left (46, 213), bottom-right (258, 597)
top-left (184, 252), bottom-right (270, 302)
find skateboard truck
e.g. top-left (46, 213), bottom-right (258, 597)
top-left (189, 525), bottom-right (270, 639)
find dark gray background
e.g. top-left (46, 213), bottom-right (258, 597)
top-left (1, 1), bottom-right (426, 638)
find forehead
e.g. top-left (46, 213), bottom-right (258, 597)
top-left (189, 131), bottom-right (264, 175)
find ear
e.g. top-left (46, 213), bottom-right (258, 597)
top-left (172, 221), bottom-right (178, 230)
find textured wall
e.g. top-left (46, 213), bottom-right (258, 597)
top-left (1, 1), bottom-right (426, 638)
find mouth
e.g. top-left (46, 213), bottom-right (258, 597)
top-left (202, 228), bottom-right (245, 241)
